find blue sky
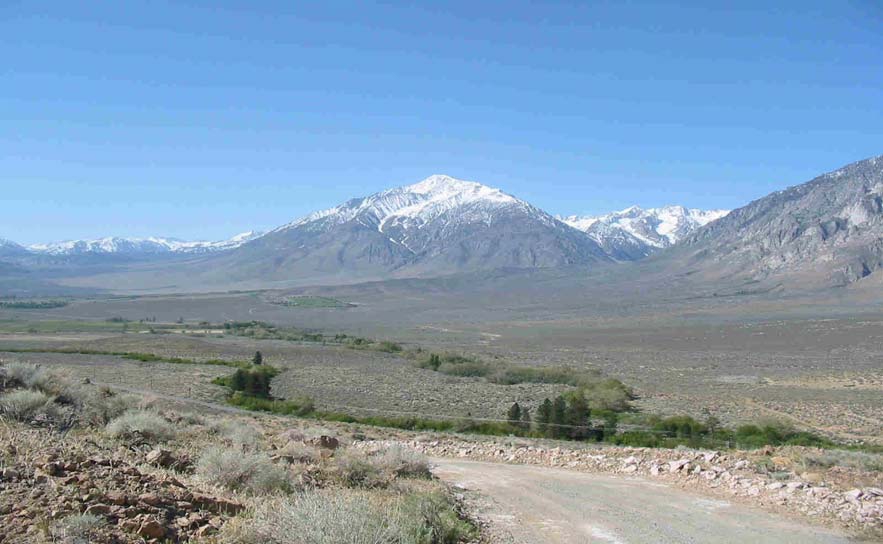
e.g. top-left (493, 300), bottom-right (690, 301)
top-left (2, 1), bottom-right (882, 244)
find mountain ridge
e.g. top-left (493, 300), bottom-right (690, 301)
top-left (560, 205), bottom-right (729, 260)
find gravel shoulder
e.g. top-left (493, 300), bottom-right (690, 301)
top-left (432, 458), bottom-right (853, 544)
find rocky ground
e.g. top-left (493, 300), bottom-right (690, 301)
top-left (0, 427), bottom-right (240, 542)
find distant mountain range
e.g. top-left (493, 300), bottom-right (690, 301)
top-left (22, 231), bottom-right (261, 256)
top-left (7, 177), bottom-right (722, 264)
top-left (3, 154), bottom-right (882, 293)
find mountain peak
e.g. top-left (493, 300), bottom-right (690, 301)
top-left (404, 175), bottom-right (518, 205)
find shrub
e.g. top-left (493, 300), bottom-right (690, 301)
top-left (1, 362), bottom-right (56, 392)
top-left (197, 447), bottom-right (291, 495)
top-left (215, 420), bottom-right (263, 450)
top-left (334, 451), bottom-right (387, 489)
top-left (796, 450), bottom-right (883, 472)
top-left (0, 389), bottom-right (56, 421)
top-left (372, 446), bottom-right (432, 479)
top-left (436, 361), bottom-right (491, 378)
top-left (227, 392), bottom-right (315, 416)
top-left (277, 441), bottom-right (321, 465)
top-left (220, 489), bottom-right (460, 544)
top-left (49, 513), bottom-right (105, 544)
top-left (105, 410), bottom-right (176, 442)
top-left (403, 491), bottom-right (478, 544)
top-left (77, 389), bottom-right (135, 427)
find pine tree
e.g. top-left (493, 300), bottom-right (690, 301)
top-left (253, 351), bottom-right (263, 365)
top-left (551, 396), bottom-right (567, 439)
top-left (520, 407), bottom-right (532, 431)
top-left (507, 402), bottom-right (522, 426)
top-left (566, 394), bottom-right (590, 440)
top-left (230, 369), bottom-right (247, 392)
top-left (536, 398), bottom-right (553, 436)
top-left (428, 353), bottom-right (441, 371)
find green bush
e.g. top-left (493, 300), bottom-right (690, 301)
top-left (227, 392), bottom-right (315, 416)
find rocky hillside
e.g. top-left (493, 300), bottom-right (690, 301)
top-left (672, 155), bottom-right (883, 287)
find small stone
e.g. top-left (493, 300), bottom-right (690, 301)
top-left (844, 489), bottom-right (863, 502)
top-left (138, 493), bottom-right (163, 506)
top-left (138, 519), bottom-right (166, 539)
top-left (105, 491), bottom-right (129, 505)
top-left (669, 459), bottom-right (690, 472)
top-left (145, 449), bottom-right (175, 467)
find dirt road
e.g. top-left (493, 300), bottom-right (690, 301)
top-left (432, 458), bottom-right (853, 544)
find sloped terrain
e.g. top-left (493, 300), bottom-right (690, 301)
top-left (667, 155), bottom-right (883, 288)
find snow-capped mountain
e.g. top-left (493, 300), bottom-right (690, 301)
top-left (213, 175), bottom-right (610, 282)
top-left (27, 232), bottom-right (263, 256)
top-left (0, 238), bottom-right (28, 258)
top-left (560, 206), bottom-right (730, 260)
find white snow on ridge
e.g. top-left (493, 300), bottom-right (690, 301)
top-left (279, 174), bottom-right (527, 234)
top-left (27, 231), bottom-right (263, 256)
top-left (561, 205), bottom-right (730, 249)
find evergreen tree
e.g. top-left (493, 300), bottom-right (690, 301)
top-left (551, 396), bottom-right (568, 439)
top-left (536, 398), bottom-right (553, 436)
top-left (603, 412), bottom-right (619, 441)
top-left (242, 371), bottom-right (255, 395)
top-left (230, 369), bottom-right (247, 392)
top-left (507, 402), bottom-right (522, 426)
top-left (428, 353), bottom-right (441, 371)
top-left (252, 351), bottom-right (263, 365)
top-left (520, 407), bottom-right (532, 431)
top-left (566, 395), bottom-right (591, 440)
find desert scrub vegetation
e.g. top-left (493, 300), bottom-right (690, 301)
top-left (197, 446), bottom-right (292, 494)
top-left (794, 449), bottom-right (883, 473)
top-left (373, 445), bottom-right (433, 479)
top-left (1, 361), bottom-right (137, 428)
top-left (0, 298), bottom-right (68, 309)
top-left (105, 409), bottom-right (176, 442)
top-left (219, 487), bottom-right (476, 544)
top-left (48, 513), bottom-right (105, 544)
top-left (0, 346), bottom-right (253, 369)
top-left (333, 447), bottom-right (432, 488)
top-left (0, 389), bottom-right (60, 422)
top-left (414, 352), bottom-right (634, 406)
top-left (212, 419), bottom-right (265, 450)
